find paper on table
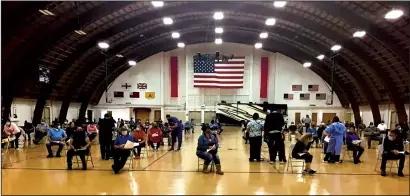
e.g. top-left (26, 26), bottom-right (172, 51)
top-left (133, 142), bottom-right (140, 147)
top-left (324, 136), bottom-right (330, 143)
top-left (124, 140), bottom-right (134, 149)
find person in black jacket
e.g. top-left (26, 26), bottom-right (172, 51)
top-left (264, 110), bottom-right (286, 163)
top-left (64, 122), bottom-right (75, 142)
top-left (98, 114), bottom-right (116, 160)
top-left (288, 122), bottom-right (297, 141)
top-left (380, 129), bottom-right (405, 177)
top-left (66, 122), bottom-right (91, 170)
top-left (292, 133), bottom-right (316, 175)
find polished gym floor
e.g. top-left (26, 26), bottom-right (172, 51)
top-left (2, 126), bottom-right (409, 195)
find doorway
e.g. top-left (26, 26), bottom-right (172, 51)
top-left (312, 113), bottom-right (317, 125)
top-left (344, 112), bottom-right (353, 123)
top-left (295, 112), bottom-right (301, 124)
top-left (154, 110), bottom-right (161, 121)
top-left (189, 111), bottom-right (201, 125)
top-left (323, 113), bottom-right (336, 124)
top-left (42, 107), bottom-right (51, 125)
top-left (135, 109), bottom-right (150, 122)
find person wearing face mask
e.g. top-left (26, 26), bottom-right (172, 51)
top-left (291, 133), bottom-right (316, 175)
top-left (62, 119), bottom-right (70, 130)
top-left (65, 122), bottom-right (75, 142)
top-left (166, 114), bottom-right (183, 152)
top-left (324, 116), bottom-right (346, 163)
top-left (46, 122), bottom-right (67, 158)
top-left (357, 121), bottom-right (366, 138)
top-left (380, 129), bottom-right (405, 177)
top-left (66, 122), bottom-right (91, 170)
top-left (33, 119), bottom-right (49, 145)
top-left (196, 124), bottom-right (224, 175)
top-left (129, 118), bottom-right (136, 131)
top-left (377, 120), bottom-right (388, 135)
top-left (98, 114), bottom-right (116, 160)
top-left (346, 127), bottom-right (364, 164)
top-left (3, 120), bottom-right (21, 149)
top-left (86, 122), bottom-right (99, 142)
top-left (363, 122), bottom-right (381, 149)
top-left (148, 122), bottom-right (163, 151)
top-left (23, 121), bottom-right (35, 144)
top-left (112, 126), bottom-right (134, 174)
top-left (132, 124), bottom-right (147, 159)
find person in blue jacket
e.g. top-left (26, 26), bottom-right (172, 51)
top-left (209, 120), bottom-right (219, 136)
top-left (324, 116), bottom-right (346, 163)
top-left (166, 114), bottom-right (183, 151)
top-left (196, 124), bottom-right (224, 175)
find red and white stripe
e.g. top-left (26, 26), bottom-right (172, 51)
top-left (194, 57), bottom-right (245, 88)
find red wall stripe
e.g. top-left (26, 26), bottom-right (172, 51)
top-left (170, 56), bottom-right (179, 97)
top-left (260, 57), bottom-right (269, 98)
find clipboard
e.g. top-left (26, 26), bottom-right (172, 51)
top-left (124, 140), bottom-right (134, 149)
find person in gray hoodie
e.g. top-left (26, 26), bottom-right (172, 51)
top-left (363, 122), bottom-right (381, 149)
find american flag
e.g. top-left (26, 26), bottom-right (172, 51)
top-left (193, 55), bottom-right (245, 88)
top-left (284, 93), bottom-right (294, 100)
top-left (308, 84), bottom-right (319, 91)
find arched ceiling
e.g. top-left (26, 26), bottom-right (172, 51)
top-left (2, 1), bottom-right (409, 112)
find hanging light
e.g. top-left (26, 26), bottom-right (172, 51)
top-left (331, 44), bottom-right (341, 52)
top-left (177, 42), bottom-right (185, 48)
top-left (215, 38), bottom-right (223, 44)
top-left (316, 54), bottom-right (325, 60)
top-left (273, 1), bottom-right (287, 8)
top-left (303, 62), bottom-right (312, 68)
top-left (97, 42), bottom-right (110, 49)
top-left (163, 17), bottom-right (173, 25)
top-left (353, 30), bottom-right (366, 38)
top-left (215, 27), bottom-right (224, 34)
top-left (384, 9), bottom-right (404, 20)
top-left (265, 18), bottom-right (276, 26)
top-left (171, 32), bottom-right (180, 38)
top-left (260, 32), bottom-right (268, 39)
top-left (128, 60), bottom-right (137, 66)
top-left (151, 1), bottom-right (164, 8)
top-left (213, 12), bottom-right (224, 20)
top-left (254, 43), bottom-right (262, 49)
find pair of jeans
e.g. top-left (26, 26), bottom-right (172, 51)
top-left (347, 144), bottom-right (364, 161)
top-left (34, 131), bottom-right (46, 144)
top-left (150, 142), bottom-right (161, 150)
top-left (99, 140), bottom-right (112, 159)
top-left (196, 151), bottom-right (221, 165)
top-left (267, 132), bottom-right (286, 162)
top-left (67, 148), bottom-right (90, 167)
top-left (249, 136), bottom-right (262, 161)
top-left (46, 142), bottom-right (64, 156)
top-left (133, 143), bottom-right (146, 156)
top-left (113, 149), bottom-right (131, 172)
top-left (381, 153), bottom-right (405, 171)
top-left (171, 131), bottom-right (182, 150)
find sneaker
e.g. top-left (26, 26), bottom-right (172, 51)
top-left (302, 170), bottom-right (309, 175)
top-left (398, 171), bottom-right (404, 177)
top-left (67, 166), bottom-right (72, 170)
top-left (168, 148), bottom-right (174, 151)
top-left (279, 161), bottom-right (285, 164)
top-left (56, 154), bottom-right (61, 157)
top-left (47, 155), bottom-right (53, 158)
top-left (308, 170), bottom-right (317, 175)
top-left (381, 170), bottom-right (387, 177)
top-left (269, 161), bottom-right (274, 164)
top-left (176, 149), bottom-right (181, 152)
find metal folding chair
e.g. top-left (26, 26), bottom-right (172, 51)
top-left (374, 144), bottom-right (399, 172)
top-left (73, 148), bottom-right (95, 168)
top-left (286, 144), bottom-right (305, 173)
top-left (197, 157), bottom-right (215, 172)
top-left (341, 145), bottom-right (354, 161)
top-left (1, 137), bottom-right (12, 168)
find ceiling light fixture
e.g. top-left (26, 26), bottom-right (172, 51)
top-left (265, 18), bottom-right (276, 26)
top-left (213, 12), bottom-right (224, 20)
top-left (215, 27), bottom-right (223, 34)
top-left (177, 42), bottom-right (185, 48)
top-left (97, 42), bottom-right (110, 49)
top-left (39, 9), bottom-right (55, 16)
top-left (163, 17), bottom-right (173, 25)
top-left (171, 32), bottom-right (180, 38)
top-left (260, 32), bottom-right (268, 39)
top-left (303, 62), bottom-right (312, 68)
top-left (151, 1), bottom-right (164, 8)
top-left (353, 30), bottom-right (366, 38)
top-left (116, 54), bottom-right (124, 58)
top-left (75, 30), bottom-right (87, 35)
top-left (331, 44), bottom-right (342, 51)
top-left (316, 54), bottom-right (325, 60)
top-left (128, 60), bottom-right (137, 66)
top-left (384, 9), bottom-right (404, 20)
top-left (215, 38), bottom-right (223, 44)
top-left (255, 43), bottom-right (263, 49)
top-left (273, 1), bottom-right (287, 8)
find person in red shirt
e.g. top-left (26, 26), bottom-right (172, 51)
top-left (3, 120), bottom-right (21, 149)
top-left (148, 122), bottom-right (163, 151)
top-left (86, 122), bottom-right (99, 142)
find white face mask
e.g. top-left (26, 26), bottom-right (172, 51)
top-left (57, 126), bottom-right (61, 129)
top-left (388, 136), bottom-right (394, 141)
top-left (121, 131), bottom-right (128, 136)
top-left (6, 122), bottom-right (10, 126)
top-left (41, 122), bottom-right (46, 124)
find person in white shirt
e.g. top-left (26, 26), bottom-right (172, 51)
top-left (377, 121), bottom-right (387, 131)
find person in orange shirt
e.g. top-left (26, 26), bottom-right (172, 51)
top-left (3, 119), bottom-right (21, 149)
top-left (86, 122), bottom-right (99, 142)
top-left (148, 122), bottom-right (163, 151)
top-left (132, 124), bottom-right (147, 159)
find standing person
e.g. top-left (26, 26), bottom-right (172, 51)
top-left (324, 116), bottom-right (346, 163)
top-left (46, 123), bottom-right (67, 158)
top-left (292, 133), bottom-right (316, 175)
top-left (166, 114), bottom-right (183, 151)
top-left (316, 123), bottom-right (326, 147)
top-left (66, 122), bottom-right (91, 170)
top-left (86, 122), bottom-right (99, 142)
top-left (112, 127), bottom-right (134, 174)
top-left (264, 110), bottom-right (286, 164)
top-left (3, 120), bottom-right (21, 149)
top-left (247, 113), bottom-right (264, 162)
top-left (303, 115), bottom-right (311, 133)
top-left (33, 119), bottom-right (49, 144)
top-left (346, 128), bottom-right (364, 164)
top-left (380, 129), bottom-right (405, 177)
top-left (148, 122), bottom-right (163, 151)
top-left (98, 114), bottom-right (116, 160)
top-left (191, 118), bottom-right (195, 133)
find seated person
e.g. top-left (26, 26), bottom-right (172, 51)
top-left (380, 129), bottom-right (405, 177)
top-left (346, 128), bottom-right (364, 164)
top-left (363, 122), bottom-right (381, 149)
top-left (216, 118), bottom-right (223, 134)
top-left (184, 121), bottom-right (192, 134)
top-left (46, 123), bottom-right (67, 158)
top-left (66, 123), bottom-right (91, 170)
top-left (316, 123), bottom-right (326, 146)
top-left (132, 124), bottom-right (147, 159)
top-left (3, 120), bottom-right (21, 149)
top-left (23, 121), bottom-right (35, 143)
top-left (307, 124), bottom-right (319, 147)
top-left (196, 125), bottom-right (224, 175)
top-left (209, 120), bottom-right (219, 136)
top-left (148, 122), bottom-right (162, 151)
top-left (144, 120), bottom-right (150, 133)
top-left (190, 119), bottom-right (195, 133)
top-left (296, 123), bottom-right (303, 135)
top-left (161, 122), bottom-right (170, 146)
top-left (288, 122), bottom-right (297, 141)
top-left (33, 119), bottom-right (49, 144)
top-left (291, 133), bottom-right (316, 175)
top-left (86, 122), bottom-right (99, 142)
top-left (65, 122), bottom-right (75, 142)
top-left (112, 127), bottom-right (134, 174)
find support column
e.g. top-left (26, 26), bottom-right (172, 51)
top-left (78, 101), bottom-right (88, 123)
top-left (161, 107), bottom-right (165, 121)
top-left (201, 108), bottom-right (205, 124)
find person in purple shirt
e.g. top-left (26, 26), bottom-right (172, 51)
top-left (111, 127), bottom-right (134, 174)
top-left (346, 128), bottom-right (364, 164)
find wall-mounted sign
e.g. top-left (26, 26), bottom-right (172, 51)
top-left (308, 84), bottom-right (319, 91)
top-left (137, 83), bottom-right (147, 89)
top-left (130, 92), bottom-right (140, 98)
top-left (121, 83), bottom-right (131, 89)
top-left (145, 92), bottom-right (155, 99)
top-left (292, 85), bottom-right (302, 91)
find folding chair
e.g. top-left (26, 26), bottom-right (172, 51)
top-left (138, 144), bottom-right (149, 158)
top-left (374, 144), bottom-right (399, 172)
top-left (286, 144), bottom-right (305, 173)
top-left (73, 148), bottom-right (95, 168)
top-left (126, 150), bottom-right (134, 170)
top-left (1, 137), bottom-right (12, 168)
top-left (197, 157), bottom-right (215, 172)
top-left (341, 145), bottom-right (354, 161)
